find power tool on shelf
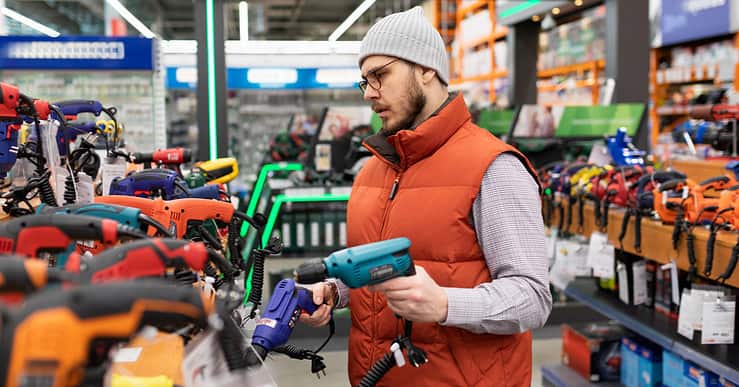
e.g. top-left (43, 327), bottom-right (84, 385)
top-left (109, 168), bottom-right (224, 201)
top-left (0, 213), bottom-right (146, 266)
top-left (605, 127), bottom-right (646, 167)
top-left (36, 202), bottom-right (172, 254)
top-left (125, 147), bottom-right (193, 177)
top-left (628, 171), bottom-right (687, 252)
top-left (0, 83), bottom-right (58, 209)
top-left (601, 166), bottom-right (652, 232)
top-left (703, 184), bottom-right (739, 279)
top-left (0, 257), bottom-right (76, 304)
top-left (0, 281), bottom-right (215, 387)
top-left (65, 238), bottom-right (236, 289)
top-left (186, 157), bottom-right (239, 187)
top-left (295, 237), bottom-right (429, 385)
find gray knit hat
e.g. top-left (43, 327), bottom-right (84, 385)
top-left (359, 6), bottom-right (449, 85)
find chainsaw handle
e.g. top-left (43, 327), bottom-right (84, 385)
top-left (54, 100), bottom-right (104, 117)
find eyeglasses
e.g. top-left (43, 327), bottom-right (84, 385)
top-left (358, 58), bottom-right (400, 94)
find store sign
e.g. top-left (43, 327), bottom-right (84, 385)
top-left (0, 36), bottom-right (154, 70)
top-left (477, 109), bottom-right (515, 136)
top-left (166, 66), bottom-right (359, 90)
top-left (554, 104), bottom-right (645, 138)
top-left (660, 0), bottom-right (734, 46)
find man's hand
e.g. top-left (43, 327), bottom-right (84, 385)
top-left (298, 281), bottom-right (336, 327)
top-left (368, 265), bottom-right (448, 323)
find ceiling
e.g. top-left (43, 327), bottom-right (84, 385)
top-left (3, 0), bottom-right (426, 41)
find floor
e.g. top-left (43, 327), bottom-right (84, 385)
top-left (264, 328), bottom-right (563, 387)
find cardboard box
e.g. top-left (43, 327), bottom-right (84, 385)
top-left (684, 361), bottom-right (720, 387)
top-left (621, 337), bottom-right (640, 387)
top-left (662, 350), bottom-right (685, 387)
top-left (562, 322), bottom-right (624, 382)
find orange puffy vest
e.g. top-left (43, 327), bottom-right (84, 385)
top-left (346, 94), bottom-right (539, 387)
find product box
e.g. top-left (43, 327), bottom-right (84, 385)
top-left (662, 350), bottom-right (685, 387)
top-left (562, 322), bottom-right (624, 382)
top-left (684, 361), bottom-right (720, 387)
top-left (621, 337), bottom-right (640, 387)
top-left (636, 342), bottom-right (662, 386)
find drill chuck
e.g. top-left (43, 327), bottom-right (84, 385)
top-left (294, 258), bottom-right (328, 284)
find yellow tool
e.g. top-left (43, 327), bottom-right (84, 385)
top-left (193, 157), bottom-right (239, 184)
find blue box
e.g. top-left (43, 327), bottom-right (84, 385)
top-left (637, 344), bottom-right (662, 386)
top-left (684, 361), bottom-right (720, 387)
top-left (662, 350), bottom-right (685, 387)
top-left (621, 337), bottom-right (640, 387)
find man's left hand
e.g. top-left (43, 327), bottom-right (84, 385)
top-left (367, 265), bottom-right (448, 323)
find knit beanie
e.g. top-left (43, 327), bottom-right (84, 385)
top-left (358, 6), bottom-right (449, 85)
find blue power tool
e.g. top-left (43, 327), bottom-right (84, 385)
top-left (36, 202), bottom-right (172, 237)
top-left (251, 278), bottom-right (319, 358)
top-left (606, 127), bottom-right (646, 166)
top-left (295, 237), bottom-right (413, 288)
top-left (109, 168), bottom-right (222, 200)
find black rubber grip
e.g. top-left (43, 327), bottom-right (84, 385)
top-left (699, 175), bottom-right (730, 187)
top-left (718, 242), bottom-right (739, 282)
top-left (618, 210), bottom-right (631, 247)
top-left (660, 179), bottom-right (686, 192)
top-left (705, 225), bottom-right (718, 277)
top-left (672, 210), bottom-right (684, 250)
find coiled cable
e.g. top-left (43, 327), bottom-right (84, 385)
top-left (357, 352), bottom-right (397, 387)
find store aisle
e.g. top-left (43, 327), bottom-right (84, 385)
top-left (267, 336), bottom-right (562, 386)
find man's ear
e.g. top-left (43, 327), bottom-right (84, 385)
top-left (417, 66), bottom-right (437, 85)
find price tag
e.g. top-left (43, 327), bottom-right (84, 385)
top-left (54, 166), bottom-right (70, 205)
top-left (702, 297), bottom-right (735, 345)
top-left (556, 240), bottom-right (590, 276)
top-left (550, 241), bottom-right (575, 291)
top-left (632, 260), bottom-right (647, 306)
top-left (670, 261), bottom-right (680, 306)
top-left (692, 286), bottom-right (725, 330)
top-left (101, 157), bottom-right (127, 196)
top-left (588, 232), bottom-right (615, 279)
top-left (618, 263), bottom-right (630, 304)
top-left (77, 173), bottom-right (94, 204)
top-left (678, 289), bottom-right (696, 340)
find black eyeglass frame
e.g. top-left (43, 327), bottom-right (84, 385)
top-left (358, 58), bottom-right (401, 94)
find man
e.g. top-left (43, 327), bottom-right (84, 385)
top-left (301, 6), bottom-right (551, 386)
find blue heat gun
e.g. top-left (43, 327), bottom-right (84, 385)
top-left (606, 127), bottom-right (646, 166)
top-left (109, 168), bottom-right (221, 200)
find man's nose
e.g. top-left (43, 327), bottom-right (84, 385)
top-left (363, 86), bottom-right (379, 101)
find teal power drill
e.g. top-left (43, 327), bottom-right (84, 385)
top-left (294, 237), bottom-right (414, 288)
top-left (36, 202), bottom-right (173, 238)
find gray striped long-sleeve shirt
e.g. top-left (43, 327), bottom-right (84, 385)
top-left (333, 153), bottom-right (552, 335)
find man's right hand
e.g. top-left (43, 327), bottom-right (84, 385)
top-left (298, 281), bottom-right (336, 327)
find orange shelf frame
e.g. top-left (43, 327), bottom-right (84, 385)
top-left (450, 0), bottom-right (506, 102)
top-left (537, 79), bottom-right (596, 92)
top-left (449, 69), bottom-right (508, 85)
top-left (537, 60), bottom-right (605, 78)
top-left (458, 0), bottom-right (488, 17)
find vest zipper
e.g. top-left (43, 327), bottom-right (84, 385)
top-left (389, 175), bottom-right (401, 200)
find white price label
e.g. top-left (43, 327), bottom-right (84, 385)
top-left (633, 260), bottom-right (648, 306)
top-left (77, 173), bottom-right (94, 204)
top-left (618, 264), bottom-right (630, 305)
top-left (545, 228), bottom-right (558, 264)
top-left (550, 241), bottom-right (575, 290)
top-left (702, 299), bottom-right (735, 345)
top-left (588, 233), bottom-right (615, 279)
top-left (325, 222), bottom-right (334, 247)
top-left (678, 290), bottom-right (696, 340)
top-left (296, 223), bottom-right (305, 247)
top-left (281, 223), bottom-right (291, 248)
top-left (310, 222), bottom-right (319, 247)
top-left (101, 158), bottom-right (127, 196)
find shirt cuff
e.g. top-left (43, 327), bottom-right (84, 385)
top-left (439, 287), bottom-right (472, 326)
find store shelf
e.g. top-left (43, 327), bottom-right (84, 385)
top-left (548, 201), bottom-right (739, 288)
top-left (541, 364), bottom-right (622, 387)
top-left (655, 65), bottom-right (722, 86)
top-left (538, 60), bottom-right (606, 78)
top-left (667, 159), bottom-right (728, 183)
top-left (458, 0), bottom-right (488, 17)
top-left (449, 69), bottom-right (508, 85)
top-left (538, 80), bottom-right (596, 92)
top-left (461, 29), bottom-right (507, 50)
top-left (564, 279), bottom-right (739, 383)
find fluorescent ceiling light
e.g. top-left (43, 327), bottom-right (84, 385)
top-left (316, 68), bottom-right (361, 85)
top-left (247, 68), bottom-right (298, 84)
top-left (328, 0), bottom-right (375, 42)
top-left (239, 1), bottom-right (249, 41)
top-left (161, 40), bottom-right (362, 55)
top-left (1, 7), bottom-right (60, 37)
top-left (105, 0), bottom-right (157, 39)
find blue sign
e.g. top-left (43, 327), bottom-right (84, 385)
top-left (166, 66), bottom-right (360, 90)
top-left (661, 0), bottom-right (732, 46)
top-left (0, 36), bottom-right (155, 70)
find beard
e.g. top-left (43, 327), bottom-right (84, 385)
top-left (380, 76), bottom-right (426, 136)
